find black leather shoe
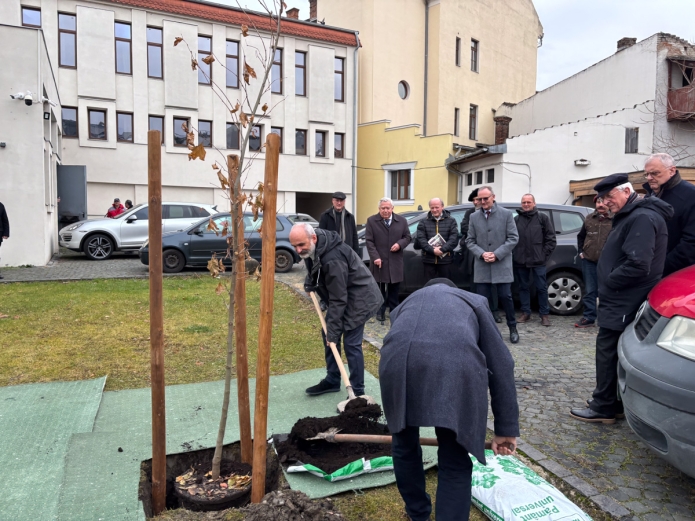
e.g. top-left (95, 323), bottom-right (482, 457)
top-left (376, 312), bottom-right (385, 322)
top-left (305, 379), bottom-right (341, 396)
top-left (570, 407), bottom-right (616, 424)
top-left (509, 326), bottom-right (519, 344)
top-left (586, 399), bottom-right (625, 419)
top-left (493, 312), bottom-right (502, 323)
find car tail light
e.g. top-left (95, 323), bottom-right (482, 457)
top-left (656, 316), bottom-right (695, 361)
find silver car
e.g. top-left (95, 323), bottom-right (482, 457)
top-left (59, 202), bottom-right (218, 260)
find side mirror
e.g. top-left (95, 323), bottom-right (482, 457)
top-left (126, 215), bottom-right (138, 223)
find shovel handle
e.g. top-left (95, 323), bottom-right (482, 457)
top-left (327, 433), bottom-right (494, 450)
top-left (309, 292), bottom-right (356, 399)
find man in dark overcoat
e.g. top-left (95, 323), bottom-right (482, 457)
top-left (364, 197), bottom-right (412, 322)
top-left (570, 174), bottom-right (673, 424)
top-left (318, 191), bottom-right (359, 253)
top-left (289, 224), bottom-right (382, 397)
top-left (0, 201), bottom-right (9, 279)
top-left (380, 278), bottom-right (519, 521)
top-left (642, 153), bottom-right (695, 276)
top-left (415, 198), bottom-right (458, 282)
top-left (465, 186), bottom-right (520, 343)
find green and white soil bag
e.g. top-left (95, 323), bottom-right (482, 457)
top-left (287, 455), bottom-right (394, 482)
top-left (471, 450), bottom-right (593, 521)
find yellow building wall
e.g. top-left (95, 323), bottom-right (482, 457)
top-left (432, 0), bottom-right (542, 144)
top-left (356, 121), bottom-right (454, 223)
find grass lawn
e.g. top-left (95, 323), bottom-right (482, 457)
top-left (0, 276), bottom-right (485, 520)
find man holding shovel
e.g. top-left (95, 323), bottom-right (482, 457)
top-left (289, 223), bottom-right (383, 397)
top-left (380, 278), bottom-right (519, 521)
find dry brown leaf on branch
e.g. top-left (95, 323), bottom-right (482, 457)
top-left (191, 58), bottom-right (198, 71)
top-left (202, 54), bottom-right (215, 65)
top-left (241, 24), bottom-right (249, 37)
top-left (174, 37), bottom-right (183, 46)
top-left (249, 115), bottom-right (255, 123)
top-left (231, 102), bottom-right (240, 114)
top-left (239, 112), bottom-right (248, 128)
top-left (181, 121), bottom-right (189, 133)
top-left (254, 265), bottom-right (262, 281)
top-left (206, 218), bottom-right (219, 232)
top-left (188, 143), bottom-right (206, 161)
top-left (216, 169), bottom-right (229, 190)
top-left (207, 258), bottom-right (225, 277)
top-left (221, 220), bottom-right (230, 237)
top-left (252, 205), bottom-right (260, 221)
top-left (215, 282), bottom-right (226, 295)
top-left (244, 62), bottom-right (257, 80)
top-left (262, 103), bottom-right (268, 114)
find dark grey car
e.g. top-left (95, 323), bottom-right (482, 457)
top-left (359, 203), bottom-right (592, 315)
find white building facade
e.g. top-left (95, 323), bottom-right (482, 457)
top-left (0, 0), bottom-right (358, 267)
top-left (447, 34), bottom-right (695, 205)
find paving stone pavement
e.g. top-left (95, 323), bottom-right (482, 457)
top-left (4, 256), bottom-right (695, 519)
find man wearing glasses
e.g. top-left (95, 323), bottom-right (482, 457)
top-left (642, 153), bottom-right (695, 276)
top-left (570, 174), bottom-right (672, 424)
top-left (465, 186), bottom-right (520, 344)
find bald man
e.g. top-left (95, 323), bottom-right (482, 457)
top-left (415, 198), bottom-right (458, 283)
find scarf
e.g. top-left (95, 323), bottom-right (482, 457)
top-left (332, 208), bottom-right (346, 242)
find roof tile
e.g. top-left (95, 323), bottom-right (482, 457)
top-left (108, 0), bottom-right (358, 47)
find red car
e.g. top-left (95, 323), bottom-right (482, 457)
top-left (618, 265), bottom-right (695, 477)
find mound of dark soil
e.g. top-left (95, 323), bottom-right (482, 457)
top-left (240, 490), bottom-right (345, 520)
top-left (275, 399), bottom-right (392, 474)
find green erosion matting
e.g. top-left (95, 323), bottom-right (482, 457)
top-left (0, 377), bottom-right (105, 521)
top-left (58, 369), bottom-right (434, 519)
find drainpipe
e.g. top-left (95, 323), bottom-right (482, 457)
top-left (423, 0), bottom-right (429, 136)
top-left (351, 31), bottom-right (359, 216)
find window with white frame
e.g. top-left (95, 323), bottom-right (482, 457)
top-left (383, 163), bottom-right (415, 203)
top-left (391, 170), bottom-right (411, 200)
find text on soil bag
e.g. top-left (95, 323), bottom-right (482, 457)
top-left (513, 495), bottom-right (560, 520)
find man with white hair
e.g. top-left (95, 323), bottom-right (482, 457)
top-left (570, 173), bottom-right (672, 424)
top-left (415, 197), bottom-right (458, 283)
top-left (289, 223), bottom-right (382, 397)
top-left (364, 197), bottom-right (412, 322)
top-left (642, 152), bottom-right (695, 276)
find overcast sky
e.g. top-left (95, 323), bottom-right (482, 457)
top-left (216, 0), bottom-right (695, 91)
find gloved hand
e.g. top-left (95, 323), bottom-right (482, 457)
top-left (304, 283), bottom-right (319, 294)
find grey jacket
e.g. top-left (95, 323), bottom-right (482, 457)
top-left (465, 204), bottom-right (519, 283)
top-left (379, 285), bottom-right (520, 464)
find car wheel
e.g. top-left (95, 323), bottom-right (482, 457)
top-left (275, 250), bottom-right (294, 273)
top-left (547, 271), bottom-right (584, 316)
top-left (83, 234), bottom-right (114, 260)
top-left (163, 249), bottom-right (186, 273)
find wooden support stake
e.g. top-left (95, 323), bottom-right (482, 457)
top-left (251, 132), bottom-right (280, 503)
top-left (230, 154), bottom-right (253, 465)
top-left (148, 130), bottom-right (166, 516)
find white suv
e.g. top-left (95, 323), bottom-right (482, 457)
top-left (59, 202), bottom-right (218, 260)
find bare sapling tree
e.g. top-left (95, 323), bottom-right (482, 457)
top-left (174, 0), bottom-right (286, 481)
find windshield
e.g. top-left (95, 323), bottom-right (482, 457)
top-left (114, 203), bottom-right (145, 219)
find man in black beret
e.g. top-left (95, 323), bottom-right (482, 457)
top-left (318, 191), bottom-right (359, 253)
top-left (570, 173), bottom-right (673, 424)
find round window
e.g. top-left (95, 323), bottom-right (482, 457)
top-left (398, 81), bottom-right (409, 100)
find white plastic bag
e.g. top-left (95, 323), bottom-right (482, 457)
top-left (471, 450), bottom-right (592, 521)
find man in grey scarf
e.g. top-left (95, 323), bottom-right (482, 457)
top-left (318, 191), bottom-right (359, 253)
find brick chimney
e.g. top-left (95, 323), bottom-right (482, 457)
top-left (286, 7), bottom-right (299, 19)
top-left (309, 0), bottom-right (317, 20)
top-left (617, 37), bottom-right (637, 52)
top-left (494, 116), bottom-right (512, 145)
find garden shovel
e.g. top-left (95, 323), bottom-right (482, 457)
top-left (306, 428), bottom-right (504, 451)
top-left (309, 292), bottom-right (377, 412)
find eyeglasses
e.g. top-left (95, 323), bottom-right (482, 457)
top-left (479, 196), bottom-right (492, 202)
top-left (601, 188), bottom-right (625, 201)
top-left (644, 171), bottom-right (662, 179)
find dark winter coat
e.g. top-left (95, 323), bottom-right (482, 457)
top-left (364, 213), bottom-right (412, 283)
top-left (0, 202), bottom-right (9, 243)
top-left (465, 203), bottom-right (519, 283)
top-left (512, 209), bottom-right (556, 268)
top-left (303, 229), bottom-right (383, 343)
top-left (318, 207), bottom-right (359, 253)
top-left (577, 211), bottom-right (612, 263)
top-left (597, 194), bottom-right (673, 331)
top-left (379, 285), bottom-right (519, 465)
top-left (459, 207), bottom-right (477, 275)
top-left (643, 172), bottom-right (695, 276)
top-left (415, 209), bottom-right (459, 264)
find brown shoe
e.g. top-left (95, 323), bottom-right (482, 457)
top-left (541, 315), bottom-right (551, 326)
top-left (518, 313), bottom-right (532, 323)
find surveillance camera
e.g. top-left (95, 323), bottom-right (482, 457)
top-left (10, 92), bottom-right (26, 100)
top-left (41, 96), bottom-right (58, 108)
top-left (24, 92), bottom-right (33, 106)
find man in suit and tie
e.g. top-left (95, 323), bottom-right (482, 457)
top-left (365, 197), bottom-right (412, 322)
